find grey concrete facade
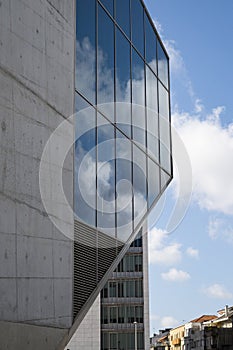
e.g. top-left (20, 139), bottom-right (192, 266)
top-left (0, 0), bottom-right (75, 348)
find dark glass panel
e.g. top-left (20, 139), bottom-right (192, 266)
top-left (159, 82), bottom-right (171, 173)
top-left (131, 0), bottom-right (144, 56)
top-left (110, 307), bottom-right (117, 323)
top-left (116, 28), bottom-right (131, 136)
top-left (116, 131), bottom-right (133, 240)
top-left (145, 13), bottom-right (157, 74)
top-left (133, 145), bottom-right (147, 228)
top-left (110, 333), bottom-right (117, 349)
top-left (97, 5), bottom-right (114, 121)
top-left (97, 114), bottom-right (116, 235)
top-left (132, 49), bottom-right (146, 147)
top-left (157, 39), bottom-right (169, 88)
top-left (75, 94), bottom-right (96, 227)
top-left (109, 281), bottom-right (117, 297)
top-left (76, 0), bottom-right (96, 103)
top-left (115, 0), bottom-right (130, 38)
top-left (148, 158), bottom-right (160, 208)
top-left (99, 0), bottom-right (114, 17)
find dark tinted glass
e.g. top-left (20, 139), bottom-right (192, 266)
top-left (157, 39), bottom-right (169, 88)
top-left (115, 0), bottom-right (130, 38)
top-left (145, 13), bottom-right (157, 74)
top-left (132, 49), bottom-right (146, 147)
top-left (75, 96), bottom-right (96, 227)
top-left (97, 4), bottom-right (114, 121)
top-left (99, 0), bottom-right (114, 17)
top-left (116, 28), bottom-right (131, 136)
top-left (131, 0), bottom-right (144, 56)
top-left (76, 0), bottom-right (96, 103)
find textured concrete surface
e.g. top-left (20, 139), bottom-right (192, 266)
top-left (0, 0), bottom-right (75, 347)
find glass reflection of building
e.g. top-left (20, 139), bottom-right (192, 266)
top-left (73, 0), bottom-right (172, 349)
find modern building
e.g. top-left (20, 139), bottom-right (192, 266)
top-left (0, 0), bottom-right (172, 349)
top-left (100, 228), bottom-right (149, 350)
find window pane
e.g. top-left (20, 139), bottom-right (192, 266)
top-left (116, 0), bottom-right (130, 38)
top-left (131, 0), bottom-right (144, 56)
top-left (148, 158), bottom-right (160, 208)
top-left (116, 131), bottom-right (133, 240)
top-left (76, 0), bottom-right (96, 103)
top-left (132, 49), bottom-right (146, 147)
top-left (157, 39), bottom-right (169, 88)
top-left (97, 115), bottom-right (116, 235)
top-left (133, 146), bottom-right (147, 228)
top-left (109, 282), bottom-right (117, 297)
top-left (116, 28), bottom-right (131, 137)
top-left (75, 96), bottom-right (96, 227)
top-left (145, 13), bottom-right (157, 74)
top-left (99, 0), bottom-right (114, 17)
top-left (97, 5), bottom-right (114, 121)
top-left (159, 83), bottom-right (171, 173)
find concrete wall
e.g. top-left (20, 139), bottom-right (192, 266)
top-left (0, 0), bottom-right (75, 348)
top-left (65, 295), bottom-right (101, 350)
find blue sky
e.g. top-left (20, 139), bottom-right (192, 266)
top-left (144, 0), bottom-right (233, 335)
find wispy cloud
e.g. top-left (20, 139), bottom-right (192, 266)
top-left (208, 217), bottom-right (233, 244)
top-left (161, 316), bottom-right (179, 329)
top-left (161, 268), bottom-right (190, 282)
top-left (186, 247), bottom-right (199, 259)
top-left (149, 228), bottom-right (182, 266)
top-left (203, 284), bottom-right (233, 299)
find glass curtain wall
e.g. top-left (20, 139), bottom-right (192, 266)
top-left (75, 0), bottom-right (172, 241)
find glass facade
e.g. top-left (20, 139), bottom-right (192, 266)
top-left (75, 0), bottom-right (172, 346)
top-left (75, 0), bottom-right (172, 242)
top-left (101, 232), bottom-right (145, 350)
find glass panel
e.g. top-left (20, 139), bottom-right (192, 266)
top-left (116, 131), bottom-right (133, 241)
top-left (109, 282), bottom-right (117, 297)
top-left (132, 49), bottom-right (146, 147)
top-left (145, 13), bottom-right (157, 74)
top-left (116, 28), bottom-right (131, 137)
top-left (131, 0), bottom-right (144, 56)
top-left (148, 158), bottom-right (160, 208)
top-left (146, 66), bottom-right (158, 112)
top-left (159, 82), bottom-right (171, 173)
top-left (147, 109), bottom-right (159, 163)
top-left (76, 0), bottom-right (96, 104)
top-left (159, 82), bottom-right (169, 119)
top-left (97, 5), bottom-right (114, 121)
top-left (157, 39), bottom-right (169, 88)
top-left (116, 0), bottom-right (130, 38)
top-left (118, 305), bottom-right (125, 323)
top-left (133, 145), bottom-right (147, 228)
top-left (102, 333), bottom-right (109, 350)
top-left (102, 306), bottom-right (108, 324)
top-left (97, 115), bottom-right (116, 235)
top-left (135, 254), bottom-right (142, 272)
top-left (99, 0), bottom-right (114, 17)
top-left (110, 307), bottom-right (117, 323)
top-left (110, 333), bottom-right (117, 349)
top-left (75, 96), bottom-right (96, 227)
top-left (161, 169), bottom-right (171, 190)
top-left (118, 281), bottom-right (124, 297)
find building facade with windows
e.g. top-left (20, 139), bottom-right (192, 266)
top-left (0, 0), bottom-right (171, 349)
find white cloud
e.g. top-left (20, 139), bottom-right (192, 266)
top-left (186, 247), bottom-right (199, 259)
top-left (173, 108), bottom-right (233, 215)
top-left (208, 217), bottom-right (233, 244)
top-left (161, 316), bottom-right (179, 329)
top-left (203, 284), bottom-right (233, 299)
top-left (161, 268), bottom-right (190, 282)
top-left (149, 228), bottom-right (182, 266)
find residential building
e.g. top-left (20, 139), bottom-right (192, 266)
top-left (169, 324), bottom-right (185, 350)
top-left (150, 329), bottom-right (171, 350)
top-left (0, 0), bottom-right (172, 349)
